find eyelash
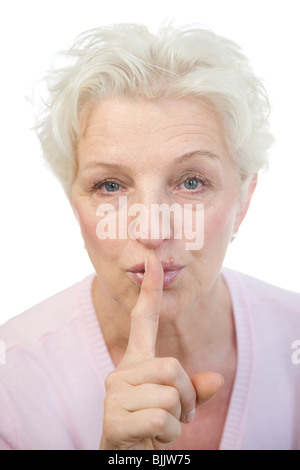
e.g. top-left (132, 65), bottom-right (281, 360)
top-left (90, 173), bottom-right (209, 195)
top-left (90, 178), bottom-right (125, 195)
top-left (176, 173), bottom-right (209, 192)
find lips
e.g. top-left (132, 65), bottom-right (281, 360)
top-left (127, 261), bottom-right (183, 288)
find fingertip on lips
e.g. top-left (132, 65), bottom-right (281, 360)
top-left (128, 254), bottom-right (182, 289)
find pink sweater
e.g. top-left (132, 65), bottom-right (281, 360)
top-left (0, 268), bottom-right (299, 450)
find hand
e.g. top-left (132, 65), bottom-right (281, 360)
top-left (99, 253), bottom-right (224, 450)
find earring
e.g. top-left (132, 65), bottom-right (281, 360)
top-left (231, 232), bottom-right (238, 242)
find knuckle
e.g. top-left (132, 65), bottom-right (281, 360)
top-left (104, 371), bottom-right (118, 390)
top-left (106, 390), bottom-right (121, 406)
top-left (164, 386), bottom-right (180, 409)
top-left (162, 357), bottom-right (181, 382)
top-left (150, 409), bottom-right (169, 433)
top-left (102, 413), bottom-right (122, 443)
top-left (104, 369), bottom-right (127, 391)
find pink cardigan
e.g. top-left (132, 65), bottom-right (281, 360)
top-left (0, 268), bottom-right (299, 450)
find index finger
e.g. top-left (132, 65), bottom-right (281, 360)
top-left (125, 253), bottom-right (164, 361)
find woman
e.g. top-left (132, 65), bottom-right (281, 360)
top-left (0, 23), bottom-right (299, 451)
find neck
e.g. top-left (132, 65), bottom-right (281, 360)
top-left (157, 274), bottom-right (235, 373)
top-left (92, 273), bottom-right (235, 375)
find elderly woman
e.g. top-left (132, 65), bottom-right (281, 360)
top-left (0, 23), bottom-right (299, 451)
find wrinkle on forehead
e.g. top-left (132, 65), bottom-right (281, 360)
top-left (77, 96), bottom-right (232, 169)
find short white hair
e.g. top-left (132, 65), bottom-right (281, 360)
top-left (34, 22), bottom-right (274, 198)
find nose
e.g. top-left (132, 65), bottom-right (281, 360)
top-left (134, 228), bottom-right (169, 250)
top-left (127, 192), bottom-right (175, 250)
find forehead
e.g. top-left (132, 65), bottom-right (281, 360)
top-left (78, 96), bottom-right (229, 165)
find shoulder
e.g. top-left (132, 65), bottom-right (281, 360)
top-left (0, 273), bottom-right (96, 350)
top-left (222, 266), bottom-right (300, 339)
top-left (0, 272), bottom-right (104, 450)
top-left (222, 267), bottom-right (300, 315)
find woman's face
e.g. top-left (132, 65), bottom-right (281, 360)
top-left (71, 97), bottom-right (254, 317)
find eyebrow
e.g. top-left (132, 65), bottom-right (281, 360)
top-left (175, 150), bottom-right (220, 164)
top-left (84, 150), bottom-right (220, 171)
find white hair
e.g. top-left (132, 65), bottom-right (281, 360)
top-left (34, 22), bottom-right (274, 198)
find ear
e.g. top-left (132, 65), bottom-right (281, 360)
top-left (234, 174), bottom-right (258, 233)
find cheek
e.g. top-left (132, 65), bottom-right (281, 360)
top-left (184, 198), bottom-right (238, 294)
top-left (206, 212), bottom-right (232, 240)
top-left (74, 201), bottom-right (134, 279)
top-left (77, 210), bottom-right (100, 251)
top-left (80, 212), bottom-right (123, 258)
top-left (204, 198), bottom-right (238, 249)
top-left (74, 202), bottom-right (141, 311)
top-left (73, 201), bottom-right (115, 257)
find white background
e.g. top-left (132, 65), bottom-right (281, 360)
top-left (0, 0), bottom-right (299, 325)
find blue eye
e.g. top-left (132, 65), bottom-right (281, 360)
top-left (183, 178), bottom-right (203, 190)
top-left (180, 175), bottom-right (207, 191)
top-left (91, 179), bottom-right (123, 194)
top-left (104, 182), bottom-right (120, 192)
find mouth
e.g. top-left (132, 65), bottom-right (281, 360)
top-left (127, 261), bottom-right (184, 289)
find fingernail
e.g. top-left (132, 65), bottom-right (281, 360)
top-left (185, 409), bottom-right (195, 423)
top-left (218, 374), bottom-right (225, 386)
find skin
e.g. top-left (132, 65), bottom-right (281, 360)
top-left (71, 96), bottom-right (257, 449)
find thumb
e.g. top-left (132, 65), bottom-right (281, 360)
top-left (190, 372), bottom-right (224, 407)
